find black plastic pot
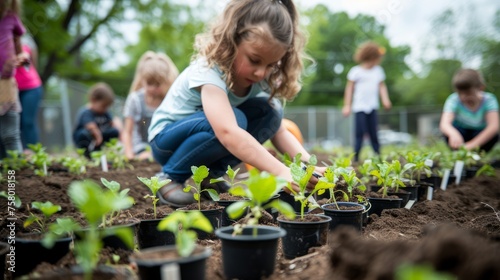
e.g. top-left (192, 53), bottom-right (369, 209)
top-left (423, 174), bottom-right (441, 189)
top-left (131, 245), bottom-right (211, 280)
top-left (465, 167), bottom-right (480, 179)
top-left (321, 202), bottom-right (365, 231)
top-left (279, 190), bottom-right (309, 214)
top-left (9, 234), bottom-right (71, 278)
top-left (371, 186), bottom-right (412, 204)
top-left (367, 197), bottom-right (402, 216)
top-left (76, 222), bottom-right (139, 251)
top-left (215, 226), bottom-right (285, 280)
top-left (138, 219), bottom-right (175, 249)
top-left (277, 214), bottom-right (331, 259)
top-left (0, 242), bottom-right (8, 280)
top-left (218, 199), bottom-right (245, 227)
top-left (177, 208), bottom-right (222, 239)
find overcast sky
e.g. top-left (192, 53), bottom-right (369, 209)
top-left (108, 0), bottom-right (499, 71)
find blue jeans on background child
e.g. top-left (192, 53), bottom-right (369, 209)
top-left (0, 110), bottom-right (23, 159)
top-left (19, 86), bottom-right (43, 148)
top-left (354, 110), bottom-right (380, 161)
top-left (150, 97), bottom-right (283, 183)
top-left (73, 127), bottom-right (120, 157)
top-left (444, 125), bottom-right (499, 153)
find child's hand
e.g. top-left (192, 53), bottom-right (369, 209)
top-left (125, 150), bottom-right (135, 160)
top-left (448, 133), bottom-right (464, 149)
top-left (342, 105), bottom-right (351, 117)
top-left (94, 133), bottom-right (103, 146)
top-left (15, 52), bottom-right (30, 67)
top-left (383, 100), bottom-right (392, 110)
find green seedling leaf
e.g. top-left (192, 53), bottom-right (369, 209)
top-left (0, 191), bottom-right (21, 208)
top-left (228, 185), bottom-right (247, 197)
top-left (102, 227), bottom-right (134, 249)
top-left (209, 178), bottom-right (225, 184)
top-left (101, 178), bottom-right (120, 193)
top-left (226, 165), bottom-right (240, 182)
top-left (247, 171), bottom-right (279, 204)
top-left (191, 165), bottom-right (210, 186)
top-left (193, 193), bottom-right (200, 202)
top-left (42, 218), bottom-right (80, 248)
top-left (177, 230), bottom-right (197, 257)
top-left (309, 154), bottom-right (318, 166)
top-left (204, 188), bottom-right (220, 201)
top-left (226, 200), bottom-right (252, 219)
top-left (23, 215), bottom-right (39, 228)
top-left (68, 180), bottom-right (114, 226)
top-left (183, 185), bottom-right (192, 192)
top-left (32, 201), bottom-right (61, 218)
top-left (187, 211), bottom-right (214, 233)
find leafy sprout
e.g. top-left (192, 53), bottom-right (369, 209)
top-left (226, 169), bottom-right (295, 236)
top-left (0, 191), bottom-right (21, 208)
top-left (100, 178), bottom-right (135, 226)
top-left (137, 176), bottom-right (171, 219)
top-left (28, 143), bottom-right (52, 176)
top-left (157, 211), bottom-right (213, 257)
top-left (183, 165), bottom-right (220, 210)
top-left (370, 161), bottom-right (394, 198)
top-left (24, 201), bottom-right (61, 233)
top-left (1, 150), bottom-right (29, 173)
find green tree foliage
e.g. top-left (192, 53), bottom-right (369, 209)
top-left (294, 5), bottom-right (411, 106)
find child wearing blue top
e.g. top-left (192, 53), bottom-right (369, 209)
top-left (148, 0), bottom-right (323, 207)
top-left (440, 69), bottom-right (499, 152)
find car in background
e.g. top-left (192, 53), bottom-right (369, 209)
top-left (377, 129), bottom-right (412, 145)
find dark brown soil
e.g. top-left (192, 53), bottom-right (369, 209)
top-left (179, 202), bottom-right (223, 211)
top-left (278, 214), bottom-right (329, 223)
top-left (367, 191), bottom-right (401, 199)
top-left (134, 207), bottom-right (172, 220)
top-left (323, 204), bottom-right (364, 211)
top-left (131, 246), bottom-right (205, 261)
top-left (218, 192), bottom-right (245, 201)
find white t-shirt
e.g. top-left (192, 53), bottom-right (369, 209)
top-left (123, 89), bottom-right (155, 154)
top-left (148, 58), bottom-right (271, 142)
top-left (347, 65), bottom-right (385, 113)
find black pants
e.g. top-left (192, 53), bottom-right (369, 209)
top-left (73, 127), bottom-right (119, 156)
top-left (444, 125), bottom-right (498, 152)
top-left (354, 110), bottom-right (380, 161)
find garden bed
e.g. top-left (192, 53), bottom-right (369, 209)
top-left (1, 161), bottom-right (499, 279)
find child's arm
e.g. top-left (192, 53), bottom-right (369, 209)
top-left (84, 122), bottom-right (103, 146)
top-left (439, 112), bottom-right (464, 149)
top-left (379, 82), bottom-right (392, 110)
top-left (464, 111), bottom-right (499, 150)
top-left (122, 117), bottom-right (135, 160)
top-left (271, 125), bottom-right (311, 163)
top-left (201, 84), bottom-right (293, 183)
top-left (342, 80), bottom-right (354, 117)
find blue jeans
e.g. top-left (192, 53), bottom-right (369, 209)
top-left (19, 86), bottom-right (43, 148)
top-left (354, 110), bottom-right (380, 161)
top-left (73, 127), bottom-right (120, 156)
top-left (150, 97), bottom-right (283, 183)
top-left (0, 110), bottom-right (23, 159)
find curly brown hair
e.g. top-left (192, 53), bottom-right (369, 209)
top-left (193, 0), bottom-right (307, 100)
top-left (354, 41), bottom-right (384, 63)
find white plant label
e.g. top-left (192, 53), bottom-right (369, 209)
top-left (440, 169), bottom-right (450, 191)
top-left (404, 200), bottom-right (416, 209)
top-left (426, 186), bottom-right (433, 200)
top-left (472, 154), bottom-right (481, 161)
top-left (101, 154), bottom-right (108, 172)
top-left (43, 162), bottom-right (47, 176)
top-left (424, 159), bottom-right (433, 167)
top-left (161, 263), bottom-right (180, 280)
top-left (454, 160), bottom-right (464, 185)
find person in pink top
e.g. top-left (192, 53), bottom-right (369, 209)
top-left (15, 39), bottom-right (43, 149)
top-left (0, 0), bottom-right (25, 158)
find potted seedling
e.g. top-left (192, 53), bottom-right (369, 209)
top-left (60, 149), bottom-right (89, 175)
top-left (368, 161), bottom-right (403, 216)
top-left (27, 143), bottom-right (51, 176)
top-left (131, 211), bottom-right (213, 280)
top-left (39, 180), bottom-right (135, 280)
top-left (1, 150), bottom-right (29, 173)
top-left (136, 176), bottom-right (175, 248)
top-left (371, 160), bottom-right (415, 205)
top-left (211, 165), bottom-right (249, 226)
top-left (404, 151), bottom-right (433, 200)
top-left (277, 157), bottom-right (332, 259)
top-left (179, 165), bottom-right (222, 238)
top-left (321, 167), bottom-right (367, 231)
top-left (13, 201), bottom-right (72, 278)
top-left (215, 169), bottom-right (293, 279)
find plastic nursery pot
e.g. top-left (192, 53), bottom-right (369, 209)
top-left (367, 197), bottom-right (402, 216)
top-left (371, 186), bottom-right (412, 204)
top-left (131, 245), bottom-right (211, 280)
top-left (215, 226), bottom-right (285, 280)
top-left (277, 214), bottom-right (331, 259)
top-left (278, 190), bottom-right (309, 214)
top-left (321, 202), bottom-right (365, 231)
top-left (7, 233), bottom-right (71, 278)
top-left (218, 200), bottom-right (246, 227)
top-left (75, 221), bottom-right (139, 251)
top-left (32, 264), bottom-right (135, 279)
top-left (1, 242), bottom-right (8, 280)
top-left (465, 167), bottom-right (480, 179)
top-left (177, 208), bottom-right (223, 239)
top-left (423, 174), bottom-right (441, 189)
top-left (137, 219), bottom-right (175, 249)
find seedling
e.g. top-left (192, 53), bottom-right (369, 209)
top-left (137, 176), bottom-right (172, 219)
top-left (404, 152), bottom-right (432, 184)
top-left (0, 190), bottom-right (21, 208)
top-left (358, 159), bottom-right (376, 185)
top-left (100, 178), bottom-right (135, 227)
top-left (210, 165), bottom-right (245, 189)
top-left (286, 155), bottom-right (331, 219)
top-left (370, 161), bottom-right (394, 198)
top-left (24, 201), bottom-right (61, 233)
top-left (27, 143), bottom-right (51, 176)
top-left (42, 217), bottom-right (80, 248)
top-left (475, 164), bottom-right (496, 177)
top-left (183, 165), bottom-right (220, 210)
top-left (91, 138), bottom-right (132, 170)
top-left (390, 160), bottom-right (415, 192)
top-left (337, 168), bottom-right (367, 203)
top-left (157, 211), bottom-right (213, 257)
top-left (1, 150), bottom-right (29, 173)
top-left (60, 149), bottom-right (88, 175)
top-left (226, 169), bottom-right (295, 236)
